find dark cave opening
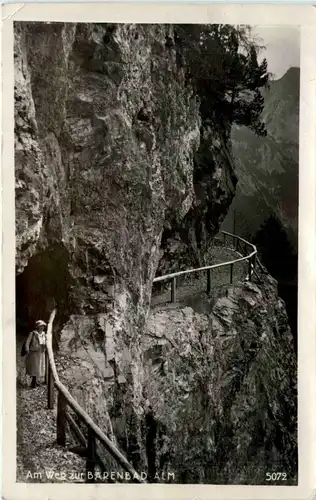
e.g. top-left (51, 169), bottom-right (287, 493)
top-left (16, 244), bottom-right (71, 341)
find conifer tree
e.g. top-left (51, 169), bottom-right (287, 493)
top-left (174, 24), bottom-right (269, 139)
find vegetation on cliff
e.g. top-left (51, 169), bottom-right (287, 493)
top-left (174, 24), bottom-right (269, 139)
top-left (223, 67), bottom-right (299, 247)
top-left (158, 24), bottom-right (271, 269)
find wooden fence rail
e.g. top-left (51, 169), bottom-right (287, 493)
top-left (153, 230), bottom-right (258, 303)
top-left (45, 309), bottom-right (145, 484)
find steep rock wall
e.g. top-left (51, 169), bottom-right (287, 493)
top-left (15, 21), bottom-right (203, 469)
top-left (55, 272), bottom-right (297, 483)
top-left (158, 130), bottom-right (237, 276)
top-left (142, 274), bottom-right (297, 483)
top-left (15, 22), bottom-right (200, 301)
top-left (15, 22), bottom-right (296, 482)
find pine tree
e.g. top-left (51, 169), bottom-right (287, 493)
top-left (174, 24), bottom-right (269, 139)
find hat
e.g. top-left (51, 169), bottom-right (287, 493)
top-left (35, 320), bottom-right (47, 327)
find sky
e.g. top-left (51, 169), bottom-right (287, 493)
top-left (253, 26), bottom-right (300, 80)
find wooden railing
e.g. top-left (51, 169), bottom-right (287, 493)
top-left (45, 309), bottom-right (145, 484)
top-left (152, 231), bottom-right (258, 303)
top-left (43, 231), bottom-right (260, 482)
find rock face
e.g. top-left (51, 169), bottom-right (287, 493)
top-left (15, 22), bottom-right (201, 318)
top-left (158, 130), bottom-right (237, 275)
top-left (15, 22), bottom-right (297, 483)
top-left (143, 275), bottom-right (297, 483)
top-left (15, 20), bottom-right (202, 469)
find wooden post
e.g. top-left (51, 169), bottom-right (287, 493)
top-left (86, 428), bottom-right (97, 483)
top-left (66, 413), bottom-right (108, 475)
top-left (47, 363), bottom-right (54, 410)
top-left (207, 269), bottom-right (211, 294)
top-left (248, 258), bottom-right (252, 281)
top-left (223, 233), bottom-right (226, 247)
top-left (233, 209), bottom-right (236, 235)
top-left (45, 350), bottom-right (48, 385)
top-left (230, 263), bottom-right (233, 284)
top-left (171, 277), bottom-right (176, 303)
top-left (66, 412), bottom-right (87, 447)
top-left (57, 392), bottom-right (67, 446)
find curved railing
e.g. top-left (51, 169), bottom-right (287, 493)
top-left (45, 309), bottom-right (145, 484)
top-left (43, 231), bottom-right (260, 483)
top-left (152, 231), bottom-right (258, 303)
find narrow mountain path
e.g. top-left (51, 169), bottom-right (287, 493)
top-left (16, 242), bottom-right (246, 482)
top-left (151, 245), bottom-right (248, 312)
top-left (16, 338), bottom-right (86, 483)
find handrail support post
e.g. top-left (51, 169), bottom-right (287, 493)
top-left (57, 392), bottom-right (67, 446)
top-left (86, 428), bottom-right (97, 483)
top-left (248, 258), bottom-right (252, 281)
top-left (47, 362), bottom-right (54, 410)
top-left (171, 277), bottom-right (176, 303)
top-left (230, 263), bottom-right (233, 284)
top-left (207, 269), bottom-right (211, 294)
top-left (45, 350), bottom-right (48, 385)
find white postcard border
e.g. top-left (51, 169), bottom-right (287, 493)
top-left (2, 3), bottom-right (316, 499)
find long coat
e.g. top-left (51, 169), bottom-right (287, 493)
top-left (25, 330), bottom-right (46, 378)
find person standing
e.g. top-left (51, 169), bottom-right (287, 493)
top-left (25, 320), bottom-right (47, 388)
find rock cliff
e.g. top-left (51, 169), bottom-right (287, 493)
top-left (143, 274), bottom-right (297, 483)
top-left (15, 22), bottom-right (201, 316)
top-left (15, 22), bottom-right (297, 483)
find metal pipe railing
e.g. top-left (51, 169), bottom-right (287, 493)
top-left (153, 231), bottom-right (258, 302)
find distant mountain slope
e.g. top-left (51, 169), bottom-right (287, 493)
top-left (222, 67), bottom-right (299, 251)
top-left (262, 67), bottom-right (299, 143)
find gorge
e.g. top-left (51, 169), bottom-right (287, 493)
top-left (15, 22), bottom-right (297, 484)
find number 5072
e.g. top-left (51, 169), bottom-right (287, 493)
top-left (266, 472), bottom-right (287, 481)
